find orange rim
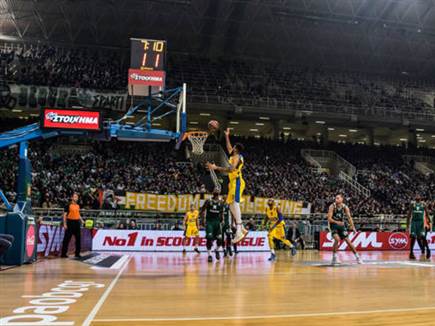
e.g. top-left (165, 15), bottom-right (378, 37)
top-left (183, 131), bottom-right (208, 141)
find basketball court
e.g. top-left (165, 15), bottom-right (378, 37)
top-left (2, 251), bottom-right (435, 326)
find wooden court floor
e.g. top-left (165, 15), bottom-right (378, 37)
top-left (1, 251), bottom-right (435, 326)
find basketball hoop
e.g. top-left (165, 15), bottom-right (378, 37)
top-left (185, 131), bottom-right (209, 155)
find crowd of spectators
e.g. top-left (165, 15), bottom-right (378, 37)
top-left (1, 135), bottom-right (435, 217)
top-left (2, 44), bottom-right (125, 90)
top-left (2, 43), bottom-right (434, 117)
top-left (1, 43), bottom-right (435, 217)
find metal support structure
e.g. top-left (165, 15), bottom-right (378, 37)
top-left (0, 83), bottom-right (187, 213)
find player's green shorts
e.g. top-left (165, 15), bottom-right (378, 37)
top-left (410, 219), bottom-right (425, 238)
top-left (329, 223), bottom-right (348, 240)
top-left (206, 220), bottom-right (222, 240)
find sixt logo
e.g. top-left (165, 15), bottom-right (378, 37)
top-left (45, 112), bottom-right (98, 125)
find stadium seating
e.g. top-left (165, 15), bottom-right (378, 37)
top-left (1, 43), bottom-right (433, 117)
top-left (0, 134), bottom-right (434, 217)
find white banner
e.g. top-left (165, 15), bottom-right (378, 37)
top-left (92, 230), bottom-right (270, 252)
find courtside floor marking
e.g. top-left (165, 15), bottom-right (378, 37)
top-left (83, 256), bottom-right (131, 326)
top-left (92, 306), bottom-right (435, 323)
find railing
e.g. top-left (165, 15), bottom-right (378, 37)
top-left (34, 208), bottom-right (407, 249)
top-left (403, 155), bottom-right (435, 176)
top-left (34, 208), bottom-right (404, 227)
top-left (301, 149), bottom-right (357, 177)
top-left (301, 149), bottom-right (322, 173)
top-left (189, 94), bottom-right (435, 122)
top-left (414, 162), bottom-right (433, 176)
top-left (339, 171), bottom-right (371, 197)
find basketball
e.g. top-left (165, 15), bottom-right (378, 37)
top-left (208, 120), bottom-right (220, 131)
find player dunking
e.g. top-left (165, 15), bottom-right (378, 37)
top-left (327, 193), bottom-right (363, 265)
top-left (182, 204), bottom-right (200, 254)
top-left (200, 189), bottom-right (224, 262)
top-left (407, 194), bottom-right (431, 260)
top-left (207, 128), bottom-right (248, 244)
top-left (263, 199), bottom-right (297, 261)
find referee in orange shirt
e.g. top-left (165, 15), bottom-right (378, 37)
top-left (61, 193), bottom-right (84, 258)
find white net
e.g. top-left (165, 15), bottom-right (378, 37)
top-left (209, 168), bottom-right (222, 193)
top-left (186, 131), bottom-right (208, 155)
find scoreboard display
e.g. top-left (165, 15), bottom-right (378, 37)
top-left (130, 38), bottom-right (166, 71)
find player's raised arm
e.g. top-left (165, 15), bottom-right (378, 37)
top-left (345, 206), bottom-right (356, 232)
top-left (224, 128), bottom-right (233, 154)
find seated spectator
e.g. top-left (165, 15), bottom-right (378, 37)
top-left (0, 233), bottom-right (14, 267)
top-left (117, 222), bottom-right (127, 230)
top-left (128, 219), bottom-right (138, 230)
top-left (171, 221), bottom-right (182, 231)
top-left (245, 218), bottom-right (257, 231)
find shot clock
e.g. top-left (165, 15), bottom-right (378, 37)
top-left (130, 38), bottom-right (166, 71)
top-left (128, 38), bottom-right (167, 94)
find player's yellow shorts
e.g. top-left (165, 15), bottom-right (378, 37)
top-left (269, 222), bottom-right (286, 241)
top-left (185, 225), bottom-right (199, 237)
top-left (227, 177), bottom-right (245, 204)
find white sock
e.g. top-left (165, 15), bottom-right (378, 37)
top-left (207, 250), bottom-right (211, 256)
top-left (230, 202), bottom-right (242, 227)
top-left (271, 249), bottom-right (275, 255)
top-left (355, 253), bottom-right (360, 258)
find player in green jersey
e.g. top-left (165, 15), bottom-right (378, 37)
top-left (200, 189), bottom-right (224, 262)
top-left (221, 195), bottom-right (238, 257)
top-left (407, 194), bottom-right (431, 260)
top-left (327, 193), bottom-right (362, 265)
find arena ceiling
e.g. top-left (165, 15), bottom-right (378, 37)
top-left (1, 0), bottom-right (435, 76)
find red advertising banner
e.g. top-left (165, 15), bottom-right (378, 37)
top-left (92, 230), bottom-right (269, 252)
top-left (37, 224), bottom-right (92, 257)
top-left (41, 108), bottom-right (102, 131)
top-left (128, 69), bottom-right (165, 87)
top-left (319, 231), bottom-right (411, 251)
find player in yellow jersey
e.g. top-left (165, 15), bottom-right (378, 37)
top-left (182, 204), bottom-right (200, 254)
top-left (207, 128), bottom-right (248, 244)
top-left (263, 199), bottom-right (296, 261)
